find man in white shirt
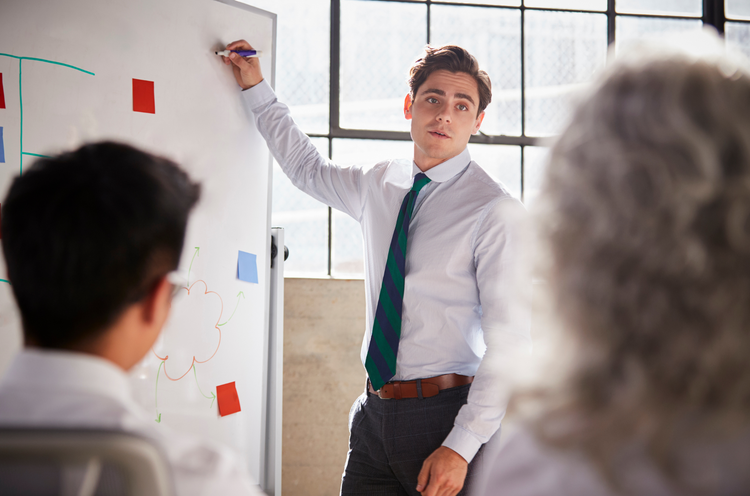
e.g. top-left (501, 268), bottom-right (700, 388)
top-left (0, 142), bottom-right (264, 496)
top-left (224, 42), bottom-right (531, 496)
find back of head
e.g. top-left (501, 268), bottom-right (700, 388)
top-left (408, 44), bottom-right (492, 116)
top-left (529, 30), bottom-right (750, 486)
top-left (1, 142), bottom-right (200, 349)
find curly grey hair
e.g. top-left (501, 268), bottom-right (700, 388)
top-left (526, 35), bottom-right (750, 488)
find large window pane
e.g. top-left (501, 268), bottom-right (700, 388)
top-left (331, 139), bottom-right (415, 278)
top-left (332, 138), bottom-right (414, 165)
top-left (272, 138), bottom-right (330, 276)
top-left (340, 1), bottom-right (427, 132)
top-left (616, 0), bottom-right (701, 16)
top-left (525, 11), bottom-right (607, 137)
top-left (523, 146), bottom-right (550, 207)
top-left (431, 6), bottom-right (522, 136)
top-left (726, 22), bottom-right (750, 62)
top-left (468, 144), bottom-right (522, 200)
top-left (726, 0), bottom-right (750, 20)
top-left (525, 0), bottom-right (606, 11)
top-left (616, 16), bottom-right (703, 52)
top-left (248, 0), bottom-right (330, 134)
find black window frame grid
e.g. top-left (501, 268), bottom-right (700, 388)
top-left (288, 0), bottom-right (733, 277)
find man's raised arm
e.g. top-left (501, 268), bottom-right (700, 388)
top-left (221, 39), bottom-right (366, 221)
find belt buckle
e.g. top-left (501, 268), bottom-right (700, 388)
top-left (369, 379), bottom-right (391, 400)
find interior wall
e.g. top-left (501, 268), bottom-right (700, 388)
top-left (282, 278), bottom-right (367, 496)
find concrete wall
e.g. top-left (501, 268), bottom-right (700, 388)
top-left (282, 278), bottom-right (367, 496)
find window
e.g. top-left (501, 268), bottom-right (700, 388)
top-left (246, 0), bottom-right (748, 278)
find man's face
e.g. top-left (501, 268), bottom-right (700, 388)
top-left (405, 69), bottom-right (485, 171)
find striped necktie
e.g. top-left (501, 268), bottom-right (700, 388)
top-left (366, 172), bottom-right (431, 390)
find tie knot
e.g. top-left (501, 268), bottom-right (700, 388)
top-left (412, 173), bottom-right (431, 193)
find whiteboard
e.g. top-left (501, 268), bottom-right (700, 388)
top-left (0, 0), bottom-right (276, 484)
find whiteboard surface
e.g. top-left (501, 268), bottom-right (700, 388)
top-left (0, 0), bottom-right (275, 482)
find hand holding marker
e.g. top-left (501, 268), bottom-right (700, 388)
top-left (215, 49), bottom-right (262, 58)
top-left (220, 40), bottom-right (265, 90)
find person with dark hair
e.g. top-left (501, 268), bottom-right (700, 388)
top-left (0, 142), bottom-right (263, 495)
top-left (476, 33), bottom-right (750, 496)
top-left (222, 41), bottom-right (531, 496)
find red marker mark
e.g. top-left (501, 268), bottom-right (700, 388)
top-left (151, 278), bottom-right (224, 381)
top-left (0, 73), bottom-right (5, 109)
top-left (216, 381), bottom-right (241, 417)
top-left (132, 78), bottom-right (155, 114)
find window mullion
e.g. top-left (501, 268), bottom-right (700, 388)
top-left (703, 0), bottom-right (726, 34)
top-left (329, 0), bottom-right (341, 276)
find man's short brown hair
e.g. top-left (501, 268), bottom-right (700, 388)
top-left (408, 45), bottom-right (492, 116)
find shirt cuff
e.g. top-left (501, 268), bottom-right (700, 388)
top-left (442, 424), bottom-right (484, 463)
top-left (240, 78), bottom-right (276, 112)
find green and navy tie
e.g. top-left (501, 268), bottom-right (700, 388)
top-left (365, 172), bottom-right (431, 390)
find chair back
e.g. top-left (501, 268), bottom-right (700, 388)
top-left (0, 428), bottom-right (174, 496)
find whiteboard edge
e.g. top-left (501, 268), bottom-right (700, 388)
top-left (210, 0), bottom-right (278, 490)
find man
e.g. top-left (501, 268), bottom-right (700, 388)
top-left (224, 42), bottom-right (530, 496)
top-left (0, 142), bottom-right (263, 496)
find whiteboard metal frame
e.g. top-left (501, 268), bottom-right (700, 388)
top-left (266, 228), bottom-right (285, 495)
top-left (212, 0), bottom-right (279, 492)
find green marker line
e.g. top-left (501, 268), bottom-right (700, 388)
top-left (155, 361), bottom-right (163, 423)
top-left (20, 56), bottom-right (94, 75)
top-left (192, 364), bottom-right (216, 408)
top-left (187, 247), bottom-right (200, 287)
top-left (218, 291), bottom-right (245, 327)
top-left (0, 279), bottom-right (10, 285)
top-left (0, 53), bottom-right (94, 75)
top-left (0, 53), bottom-right (94, 176)
top-left (22, 152), bottom-right (52, 158)
top-left (19, 59), bottom-right (23, 175)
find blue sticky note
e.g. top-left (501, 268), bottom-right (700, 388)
top-left (0, 127), bottom-right (5, 163)
top-left (237, 250), bottom-right (258, 284)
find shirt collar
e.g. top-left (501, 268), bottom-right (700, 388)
top-left (2, 348), bottom-right (133, 405)
top-left (411, 147), bottom-right (471, 183)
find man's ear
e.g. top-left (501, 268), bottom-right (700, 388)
top-left (473, 111), bottom-right (485, 135)
top-left (141, 276), bottom-right (172, 326)
top-left (404, 94), bottom-right (413, 120)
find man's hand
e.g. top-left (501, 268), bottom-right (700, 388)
top-left (221, 39), bottom-right (263, 90)
top-left (416, 446), bottom-right (468, 496)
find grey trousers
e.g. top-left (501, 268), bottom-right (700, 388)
top-left (340, 383), bottom-right (484, 496)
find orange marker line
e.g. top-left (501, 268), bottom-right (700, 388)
top-left (163, 357), bottom-right (196, 381)
top-left (151, 279), bottom-right (226, 380)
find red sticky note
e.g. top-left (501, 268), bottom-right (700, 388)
top-left (132, 78), bottom-right (155, 114)
top-left (216, 381), bottom-right (241, 417)
top-left (0, 73), bottom-right (6, 109)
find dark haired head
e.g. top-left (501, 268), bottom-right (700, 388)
top-left (408, 45), bottom-right (492, 116)
top-left (1, 141), bottom-right (200, 349)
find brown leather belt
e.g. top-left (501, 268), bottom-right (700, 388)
top-left (368, 373), bottom-right (474, 400)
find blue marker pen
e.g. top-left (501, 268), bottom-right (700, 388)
top-left (215, 49), bottom-right (262, 58)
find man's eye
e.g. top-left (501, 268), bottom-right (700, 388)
top-left (457, 104), bottom-right (468, 111)
top-left (427, 97), bottom-right (438, 104)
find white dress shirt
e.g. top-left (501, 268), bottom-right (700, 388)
top-left (243, 80), bottom-right (531, 462)
top-left (0, 349), bottom-right (264, 496)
